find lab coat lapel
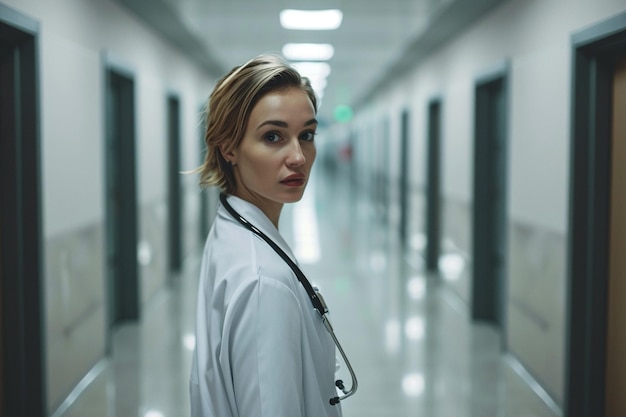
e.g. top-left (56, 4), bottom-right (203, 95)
top-left (220, 195), bottom-right (298, 264)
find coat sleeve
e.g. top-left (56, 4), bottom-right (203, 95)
top-left (223, 275), bottom-right (305, 417)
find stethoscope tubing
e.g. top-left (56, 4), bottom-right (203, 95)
top-left (219, 193), bottom-right (358, 405)
top-left (322, 314), bottom-right (359, 404)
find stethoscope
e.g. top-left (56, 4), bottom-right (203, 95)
top-left (220, 193), bottom-right (358, 406)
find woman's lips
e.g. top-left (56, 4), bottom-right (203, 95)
top-left (281, 176), bottom-right (306, 186)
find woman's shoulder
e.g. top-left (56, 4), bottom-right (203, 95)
top-left (203, 216), bottom-right (300, 298)
top-left (213, 212), bottom-right (296, 276)
top-left (208, 251), bottom-right (303, 319)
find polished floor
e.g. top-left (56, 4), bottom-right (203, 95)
top-left (54, 167), bottom-right (561, 417)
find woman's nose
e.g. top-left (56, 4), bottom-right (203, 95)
top-left (286, 139), bottom-right (306, 166)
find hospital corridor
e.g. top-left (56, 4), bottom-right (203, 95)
top-left (2, 0), bottom-right (626, 416)
top-left (49, 170), bottom-right (561, 417)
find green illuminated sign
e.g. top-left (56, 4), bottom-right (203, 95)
top-left (333, 105), bottom-right (353, 122)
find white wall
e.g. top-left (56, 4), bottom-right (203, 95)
top-left (7, 0), bottom-right (213, 237)
top-left (363, 0), bottom-right (626, 233)
top-left (351, 0), bottom-right (626, 405)
top-left (1, 0), bottom-right (215, 412)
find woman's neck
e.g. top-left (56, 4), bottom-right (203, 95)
top-left (232, 191), bottom-right (283, 229)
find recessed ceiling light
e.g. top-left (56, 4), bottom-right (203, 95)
top-left (280, 9), bottom-right (343, 30)
top-left (283, 43), bottom-right (334, 61)
top-left (291, 62), bottom-right (331, 79)
top-left (306, 77), bottom-right (328, 97)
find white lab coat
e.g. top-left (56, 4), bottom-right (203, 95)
top-left (190, 195), bottom-right (342, 417)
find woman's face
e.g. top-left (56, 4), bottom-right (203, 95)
top-left (226, 87), bottom-right (317, 221)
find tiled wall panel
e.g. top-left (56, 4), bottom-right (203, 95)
top-left (507, 222), bottom-right (566, 403)
top-left (45, 223), bottom-right (105, 410)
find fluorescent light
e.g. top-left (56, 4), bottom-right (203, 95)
top-left (280, 9), bottom-right (343, 30)
top-left (307, 77), bottom-right (327, 92)
top-left (283, 43), bottom-right (334, 61)
top-left (291, 62), bottom-right (330, 99)
top-left (291, 62), bottom-right (331, 79)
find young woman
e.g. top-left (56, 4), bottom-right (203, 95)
top-left (190, 54), bottom-right (346, 417)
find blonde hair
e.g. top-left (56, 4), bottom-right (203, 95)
top-left (198, 54), bottom-right (317, 193)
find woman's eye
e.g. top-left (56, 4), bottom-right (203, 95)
top-left (300, 131), bottom-right (316, 142)
top-left (263, 132), bottom-right (281, 143)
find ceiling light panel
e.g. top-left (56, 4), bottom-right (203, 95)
top-left (283, 43), bottom-right (334, 61)
top-left (279, 9), bottom-right (343, 30)
top-left (291, 62), bottom-right (331, 79)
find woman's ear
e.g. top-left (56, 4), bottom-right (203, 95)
top-left (219, 144), bottom-right (237, 166)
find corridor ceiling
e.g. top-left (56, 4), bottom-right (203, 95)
top-left (115, 0), bottom-right (505, 124)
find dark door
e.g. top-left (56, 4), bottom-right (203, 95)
top-left (425, 99), bottom-right (442, 272)
top-left (399, 109), bottom-right (410, 247)
top-left (472, 71), bottom-right (508, 328)
top-left (383, 118), bottom-right (391, 225)
top-left (374, 121), bottom-right (385, 217)
top-left (0, 41), bottom-right (5, 417)
top-left (168, 95), bottom-right (183, 272)
top-left (105, 69), bottom-right (139, 327)
top-left (0, 6), bottom-right (45, 416)
top-left (199, 108), bottom-right (210, 242)
top-left (606, 54), bottom-right (626, 417)
top-left (566, 14), bottom-right (626, 417)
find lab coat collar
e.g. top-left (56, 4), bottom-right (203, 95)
top-left (219, 194), bottom-right (298, 264)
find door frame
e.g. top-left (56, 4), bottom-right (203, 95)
top-left (399, 108), bottom-right (410, 247)
top-left (198, 104), bottom-right (210, 242)
top-left (425, 97), bottom-right (443, 272)
top-left (565, 11), bottom-right (626, 417)
top-left (167, 93), bottom-right (183, 272)
top-left (471, 60), bottom-right (510, 332)
top-left (0, 5), bottom-right (46, 416)
top-left (383, 117), bottom-right (391, 225)
top-left (103, 54), bottom-right (139, 332)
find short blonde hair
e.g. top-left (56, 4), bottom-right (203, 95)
top-left (198, 54), bottom-right (317, 193)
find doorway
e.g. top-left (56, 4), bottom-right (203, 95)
top-left (399, 109), bottom-right (410, 247)
top-left (0, 5), bottom-right (45, 416)
top-left (383, 118), bottom-right (391, 225)
top-left (105, 65), bottom-right (139, 328)
top-left (425, 98), bottom-right (442, 272)
top-left (373, 120), bottom-right (386, 218)
top-left (606, 54), bottom-right (626, 417)
top-left (198, 106), bottom-right (211, 242)
top-left (471, 63), bottom-right (509, 328)
top-left (167, 94), bottom-right (183, 272)
top-left (566, 11), bottom-right (626, 417)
